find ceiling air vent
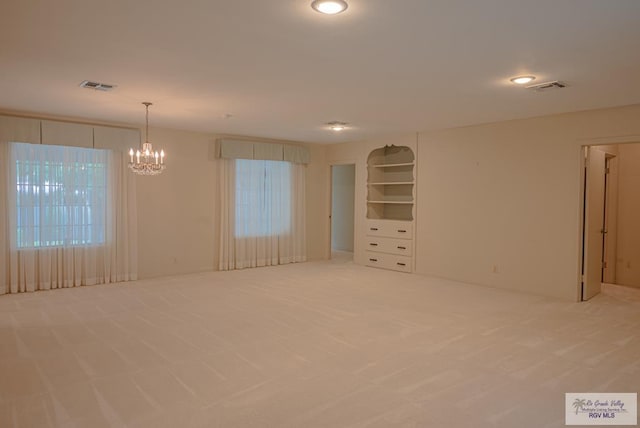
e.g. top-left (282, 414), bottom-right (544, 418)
top-left (79, 80), bottom-right (116, 91)
top-left (525, 81), bottom-right (566, 92)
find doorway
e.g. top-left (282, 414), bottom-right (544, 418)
top-left (581, 143), bottom-right (640, 301)
top-left (330, 164), bottom-right (355, 261)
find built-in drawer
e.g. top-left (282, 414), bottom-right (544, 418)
top-left (365, 252), bottom-right (412, 273)
top-left (366, 220), bottom-right (412, 239)
top-left (365, 237), bottom-right (413, 256)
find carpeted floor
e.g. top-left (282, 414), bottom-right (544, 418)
top-left (0, 259), bottom-right (639, 427)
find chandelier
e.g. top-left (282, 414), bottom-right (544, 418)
top-left (128, 102), bottom-right (165, 175)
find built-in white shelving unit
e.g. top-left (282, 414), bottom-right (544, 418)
top-left (365, 145), bottom-right (415, 273)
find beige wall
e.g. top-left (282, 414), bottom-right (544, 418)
top-left (417, 106), bottom-right (640, 301)
top-left (327, 105), bottom-right (640, 301)
top-left (615, 142), bottom-right (640, 287)
top-left (331, 164), bottom-right (356, 252)
top-left (135, 127), bottom-right (216, 278)
top-left (305, 144), bottom-right (330, 262)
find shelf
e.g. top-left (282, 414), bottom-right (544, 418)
top-left (367, 204), bottom-right (413, 221)
top-left (368, 182), bottom-right (413, 185)
top-left (371, 162), bottom-right (414, 168)
top-left (367, 145), bottom-right (415, 224)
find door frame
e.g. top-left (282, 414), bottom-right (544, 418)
top-left (578, 146), bottom-right (587, 301)
top-left (328, 161), bottom-right (357, 259)
top-left (602, 154), bottom-right (618, 284)
top-left (577, 136), bottom-right (640, 301)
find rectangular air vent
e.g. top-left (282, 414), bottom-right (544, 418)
top-left (525, 81), bottom-right (566, 91)
top-left (79, 80), bottom-right (116, 91)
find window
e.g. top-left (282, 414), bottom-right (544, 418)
top-left (11, 142), bottom-right (108, 249)
top-left (234, 159), bottom-right (291, 238)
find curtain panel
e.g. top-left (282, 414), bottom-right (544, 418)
top-left (0, 142), bottom-right (137, 295)
top-left (218, 158), bottom-right (306, 270)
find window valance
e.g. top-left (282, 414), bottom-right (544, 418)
top-left (0, 114), bottom-right (140, 152)
top-left (217, 139), bottom-right (310, 164)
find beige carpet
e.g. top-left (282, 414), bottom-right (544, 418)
top-left (1, 260), bottom-right (639, 427)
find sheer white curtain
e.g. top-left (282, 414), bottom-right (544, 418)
top-left (0, 142), bottom-right (137, 294)
top-left (219, 158), bottom-right (306, 270)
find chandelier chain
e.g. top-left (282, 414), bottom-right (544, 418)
top-left (145, 102), bottom-right (150, 143)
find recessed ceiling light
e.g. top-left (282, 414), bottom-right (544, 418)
top-left (510, 75), bottom-right (536, 85)
top-left (327, 121), bottom-right (347, 131)
top-left (311, 0), bottom-right (348, 15)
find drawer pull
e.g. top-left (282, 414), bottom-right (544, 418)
top-left (369, 243), bottom-right (378, 246)
top-left (397, 246), bottom-right (406, 250)
top-left (369, 258), bottom-right (378, 262)
top-left (397, 229), bottom-right (407, 233)
top-left (370, 227), bottom-right (379, 231)
top-left (397, 262), bottom-right (406, 266)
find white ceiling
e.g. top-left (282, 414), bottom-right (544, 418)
top-left (1, 0), bottom-right (640, 143)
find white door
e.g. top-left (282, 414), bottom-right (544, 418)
top-left (583, 147), bottom-right (606, 300)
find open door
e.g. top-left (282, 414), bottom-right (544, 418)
top-left (582, 147), bottom-right (606, 300)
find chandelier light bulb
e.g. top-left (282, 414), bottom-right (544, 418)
top-left (311, 0), bottom-right (348, 15)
